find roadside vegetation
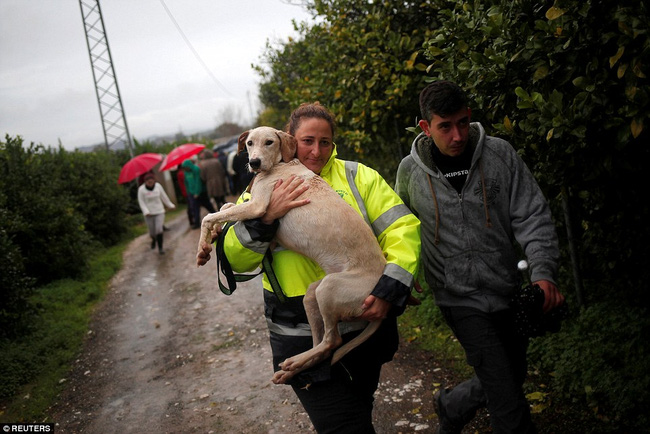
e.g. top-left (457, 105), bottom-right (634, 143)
top-left (0, 135), bottom-right (188, 422)
top-left (0, 231), bottom-right (137, 422)
top-left (1, 1), bottom-right (649, 431)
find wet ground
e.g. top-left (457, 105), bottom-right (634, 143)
top-left (47, 212), bottom-right (490, 433)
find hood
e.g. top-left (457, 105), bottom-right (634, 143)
top-left (410, 122), bottom-right (485, 175)
top-left (408, 122), bottom-right (492, 246)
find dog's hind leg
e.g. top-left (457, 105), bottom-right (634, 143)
top-left (273, 275), bottom-right (349, 383)
top-left (271, 272), bottom-right (382, 384)
top-left (315, 272), bottom-right (383, 365)
top-left (272, 314), bottom-right (342, 385)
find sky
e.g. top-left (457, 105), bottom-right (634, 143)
top-left (0, 0), bottom-right (313, 151)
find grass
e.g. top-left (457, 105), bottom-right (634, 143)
top-left (0, 207), bottom-right (185, 423)
top-left (397, 287), bottom-right (472, 378)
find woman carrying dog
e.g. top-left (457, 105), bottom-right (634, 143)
top-left (137, 172), bottom-right (175, 254)
top-left (215, 103), bottom-right (421, 433)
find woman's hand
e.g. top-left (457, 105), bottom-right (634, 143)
top-left (357, 295), bottom-right (391, 322)
top-left (261, 175), bottom-right (311, 224)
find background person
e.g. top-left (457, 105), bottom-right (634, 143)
top-left (181, 158), bottom-right (216, 229)
top-left (208, 102), bottom-right (421, 433)
top-left (176, 167), bottom-right (194, 226)
top-left (396, 80), bottom-right (564, 434)
top-left (199, 149), bottom-right (229, 210)
top-left (137, 172), bottom-right (175, 254)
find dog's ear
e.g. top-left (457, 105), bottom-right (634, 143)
top-left (238, 131), bottom-right (250, 154)
top-left (275, 131), bottom-right (297, 163)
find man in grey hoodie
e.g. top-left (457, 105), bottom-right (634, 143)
top-left (396, 80), bottom-right (564, 434)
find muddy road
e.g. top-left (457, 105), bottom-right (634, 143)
top-left (48, 213), bottom-right (488, 433)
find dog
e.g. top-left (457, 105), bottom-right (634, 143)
top-left (196, 126), bottom-right (386, 384)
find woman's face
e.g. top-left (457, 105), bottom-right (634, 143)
top-left (294, 117), bottom-right (334, 175)
top-left (145, 178), bottom-right (156, 187)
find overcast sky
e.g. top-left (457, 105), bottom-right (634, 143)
top-left (0, 0), bottom-right (312, 151)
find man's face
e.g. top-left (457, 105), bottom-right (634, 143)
top-left (418, 107), bottom-right (471, 157)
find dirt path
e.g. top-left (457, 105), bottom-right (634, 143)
top-left (48, 213), bottom-right (489, 433)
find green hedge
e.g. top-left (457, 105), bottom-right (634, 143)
top-left (0, 135), bottom-right (130, 337)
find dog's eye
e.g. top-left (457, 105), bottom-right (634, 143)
top-left (265, 140), bottom-right (274, 146)
top-left (247, 140), bottom-right (252, 146)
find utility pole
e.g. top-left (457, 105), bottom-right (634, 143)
top-left (79, 0), bottom-right (133, 157)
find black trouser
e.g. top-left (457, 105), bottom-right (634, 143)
top-left (439, 306), bottom-right (535, 434)
top-left (189, 192), bottom-right (216, 227)
top-left (291, 357), bottom-right (381, 434)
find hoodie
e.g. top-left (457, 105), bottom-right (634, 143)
top-left (396, 122), bottom-right (559, 312)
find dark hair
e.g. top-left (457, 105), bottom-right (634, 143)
top-left (419, 80), bottom-right (468, 121)
top-left (285, 102), bottom-right (336, 138)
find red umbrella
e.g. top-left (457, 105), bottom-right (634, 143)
top-left (159, 143), bottom-right (206, 171)
top-left (118, 153), bottom-right (163, 184)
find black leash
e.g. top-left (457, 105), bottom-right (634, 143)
top-left (215, 221), bottom-right (286, 303)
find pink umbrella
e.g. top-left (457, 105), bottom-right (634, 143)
top-left (159, 143), bottom-right (206, 171)
top-left (118, 153), bottom-right (163, 184)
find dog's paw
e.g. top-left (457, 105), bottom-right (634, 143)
top-left (196, 241), bottom-right (213, 267)
top-left (271, 370), bottom-right (293, 384)
top-left (278, 357), bottom-right (296, 372)
top-left (220, 202), bottom-right (235, 211)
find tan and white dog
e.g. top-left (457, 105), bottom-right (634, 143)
top-left (196, 126), bottom-right (386, 384)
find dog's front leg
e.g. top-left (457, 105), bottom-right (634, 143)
top-left (304, 280), bottom-right (325, 347)
top-left (196, 196), bottom-right (271, 265)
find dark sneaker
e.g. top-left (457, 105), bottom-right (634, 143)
top-left (434, 389), bottom-right (463, 434)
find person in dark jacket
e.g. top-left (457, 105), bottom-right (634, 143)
top-left (181, 158), bottom-right (215, 229)
top-left (199, 150), bottom-right (229, 210)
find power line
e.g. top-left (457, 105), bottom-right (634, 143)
top-left (158, 0), bottom-right (232, 96)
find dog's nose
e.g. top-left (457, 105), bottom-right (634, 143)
top-left (249, 158), bottom-right (261, 170)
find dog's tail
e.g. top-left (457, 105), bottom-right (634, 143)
top-left (330, 320), bottom-right (382, 365)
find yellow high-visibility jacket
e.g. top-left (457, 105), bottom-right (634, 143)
top-left (221, 147), bottom-right (420, 385)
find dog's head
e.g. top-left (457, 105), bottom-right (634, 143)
top-left (237, 127), bottom-right (297, 173)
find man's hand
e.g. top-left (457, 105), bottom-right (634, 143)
top-left (534, 280), bottom-right (565, 313)
top-left (357, 295), bottom-right (391, 321)
top-left (261, 176), bottom-right (311, 224)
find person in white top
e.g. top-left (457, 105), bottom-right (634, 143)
top-left (137, 172), bottom-right (175, 254)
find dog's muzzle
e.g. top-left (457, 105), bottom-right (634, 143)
top-left (249, 158), bottom-right (262, 170)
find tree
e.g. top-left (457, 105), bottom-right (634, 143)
top-left (255, 0), bottom-right (441, 180)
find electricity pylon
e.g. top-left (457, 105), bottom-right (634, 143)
top-left (79, 0), bottom-right (133, 156)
